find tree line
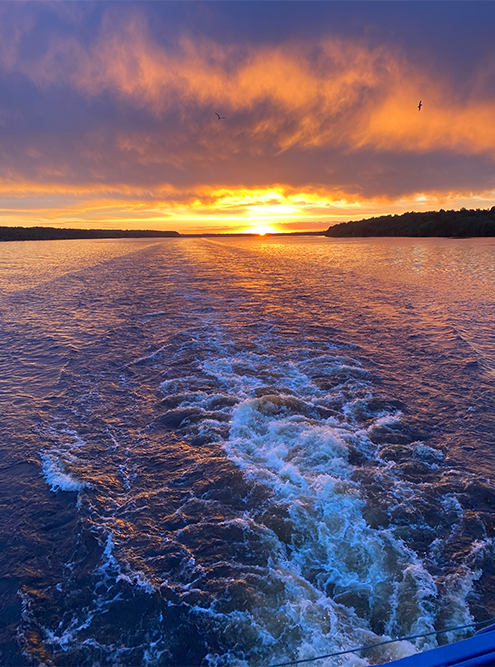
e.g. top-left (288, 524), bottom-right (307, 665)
top-left (324, 207), bottom-right (495, 237)
top-left (0, 227), bottom-right (180, 241)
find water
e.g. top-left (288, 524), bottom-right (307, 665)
top-left (1, 236), bottom-right (495, 667)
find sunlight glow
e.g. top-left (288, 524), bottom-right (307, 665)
top-left (1, 180), bottom-right (495, 234)
top-left (245, 224), bottom-right (280, 236)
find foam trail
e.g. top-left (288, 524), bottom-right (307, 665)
top-left (40, 452), bottom-right (86, 493)
top-left (155, 331), bottom-right (473, 663)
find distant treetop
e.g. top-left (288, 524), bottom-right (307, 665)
top-left (324, 207), bottom-right (495, 238)
top-left (0, 227), bottom-right (180, 242)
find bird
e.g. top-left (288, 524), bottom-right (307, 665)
top-left (215, 112), bottom-right (226, 120)
top-left (418, 100), bottom-right (422, 111)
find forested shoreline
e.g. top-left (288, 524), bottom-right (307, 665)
top-left (325, 207), bottom-right (495, 237)
top-left (0, 227), bottom-right (180, 242)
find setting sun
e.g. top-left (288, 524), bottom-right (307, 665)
top-left (245, 224), bottom-right (280, 235)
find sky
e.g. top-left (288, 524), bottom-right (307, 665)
top-left (1, 1), bottom-right (495, 234)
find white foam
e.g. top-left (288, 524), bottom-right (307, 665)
top-left (98, 533), bottom-right (156, 594)
top-left (31, 320), bottom-right (478, 665)
top-left (151, 322), bottom-right (487, 663)
top-left (227, 396), bottom-right (438, 612)
top-left (412, 443), bottom-right (444, 461)
top-left (40, 452), bottom-right (86, 493)
top-left (129, 346), bottom-right (165, 366)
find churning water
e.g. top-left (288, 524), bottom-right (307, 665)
top-left (1, 236), bottom-right (495, 666)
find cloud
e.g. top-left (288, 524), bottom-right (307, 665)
top-left (19, 9), bottom-right (492, 161)
top-left (0, 3), bottom-right (494, 229)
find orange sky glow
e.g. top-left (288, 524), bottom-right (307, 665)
top-left (2, 184), bottom-right (495, 234)
top-left (1, 3), bottom-right (495, 233)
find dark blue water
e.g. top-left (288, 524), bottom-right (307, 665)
top-left (1, 236), bottom-right (495, 666)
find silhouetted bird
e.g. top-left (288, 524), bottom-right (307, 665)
top-left (418, 100), bottom-right (422, 111)
top-left (215, 112), bottom-right (226, 120)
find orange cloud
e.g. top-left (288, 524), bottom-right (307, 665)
top-left (15, 11), bottom-right (493, 160)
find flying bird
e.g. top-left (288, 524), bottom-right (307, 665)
top-left (418, 100), bottom-right (422, 111)
top-left (215, 112), bottom-right (226, 120)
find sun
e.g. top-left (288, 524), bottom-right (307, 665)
top-left (246, 224), bottom-right (280, 236)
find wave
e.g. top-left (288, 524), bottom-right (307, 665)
top-left (40, 452), bottom-right (86, 493)
top-left (23, 315), bottom-right (493, 666)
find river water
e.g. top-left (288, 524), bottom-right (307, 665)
top-left (1, 236), bottom-right (495, 667)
